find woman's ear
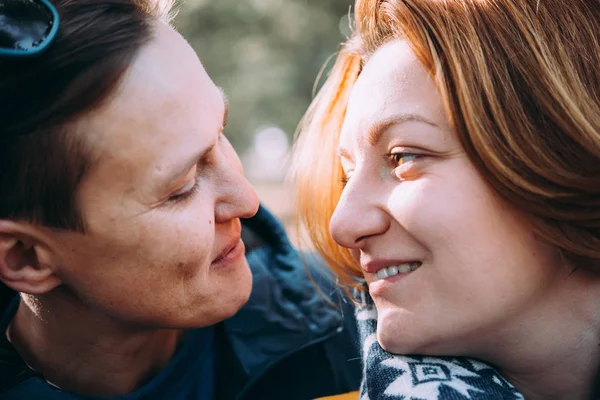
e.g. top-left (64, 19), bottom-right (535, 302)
top-left (0, 220), bottom-right (62, 295)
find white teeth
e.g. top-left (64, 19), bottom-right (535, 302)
top-left (374, 262), bottom-right (421, 281)
top-left (398, 264), bottom-right (411, 274)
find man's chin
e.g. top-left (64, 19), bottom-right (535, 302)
top-left (191, 271), bottom-right (253, 328)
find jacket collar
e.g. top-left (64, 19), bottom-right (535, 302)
top-left (224, 205), bottom-right (343, 376)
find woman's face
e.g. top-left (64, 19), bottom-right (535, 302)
top-left (330, 40), bottom-right (564, 355)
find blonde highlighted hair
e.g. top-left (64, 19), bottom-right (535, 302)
top-left (292, 0), bottom-right (600, 289)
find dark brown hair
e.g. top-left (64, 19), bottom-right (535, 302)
top-left (292, 0), bottom-right (600, 288)
top-left (0, 0), bottom-right (174, 308)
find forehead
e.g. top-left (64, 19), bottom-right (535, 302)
top-left (340, 40), bottom-right (448, 146)
top-left (79, 22), bottom-right (223, 171)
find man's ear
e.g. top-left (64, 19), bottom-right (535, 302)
top-left (0, 220), bottom-right (62, 295)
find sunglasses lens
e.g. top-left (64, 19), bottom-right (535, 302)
top-left (0, 0), bottom-right (54, 51)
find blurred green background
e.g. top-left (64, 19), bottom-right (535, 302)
top-left (175, 0), bottom-right (354, 235)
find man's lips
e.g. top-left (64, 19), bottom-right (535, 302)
top-left (212, 237), bottom-right (242, 264)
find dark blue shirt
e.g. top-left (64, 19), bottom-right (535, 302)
top-left (1, 296), bottom-right (216, 400)
top-left (0, 206), bottom-right (362, 400)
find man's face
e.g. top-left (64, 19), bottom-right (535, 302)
top-left (47, 23), bottom-right (259, 328)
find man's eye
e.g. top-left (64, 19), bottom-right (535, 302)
top-left (168, 179), bottom-right (200, 203)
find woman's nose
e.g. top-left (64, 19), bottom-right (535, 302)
top-left (329, 176), bottom-right (389, 249)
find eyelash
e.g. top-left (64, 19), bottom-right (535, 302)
top-left (166, 133), bottom-right (227, 205)
top-left (170, 180), bottom-right (200, 203)
top-left (167, 171), bottom-right (201, 205)
top-left (340, 152), bottom-right (420, 186)
top-left (386, 152), bottom-right (419, 167)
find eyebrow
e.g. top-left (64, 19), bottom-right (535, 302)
top-left (217, 87), bottom-right (229, 128)
top-left (337, 147), bottom-right (354, 162)
top-left (162, 89), bottom-right (229, 187)
top-left (337, 113), bottom-right (438, 161)
top-left (367, 113), bottom-right (437, 146)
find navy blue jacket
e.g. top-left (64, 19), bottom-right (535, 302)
top-left (0, 206), bottom-right (362, 399)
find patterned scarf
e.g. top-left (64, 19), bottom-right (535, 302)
top-left (355, 291), bottom-right (525, 400)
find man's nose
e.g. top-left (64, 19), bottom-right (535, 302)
top-left (329, 176), bottom-right (389, 249)
top-left (214, 140), bottom-right (260, 224)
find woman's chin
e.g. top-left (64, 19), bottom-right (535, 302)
top-left (376, 308), bottom-right (442, 355)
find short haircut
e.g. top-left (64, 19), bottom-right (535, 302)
top-left (0, 0), bottom-right (175, 232)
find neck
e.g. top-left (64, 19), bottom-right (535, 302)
top-left (476, 269), bottom-right (600, 400)
top-left (8, 289), bottom-right (184, 397)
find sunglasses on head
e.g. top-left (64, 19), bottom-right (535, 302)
top-left (0, 0), bottom-right (59, 58)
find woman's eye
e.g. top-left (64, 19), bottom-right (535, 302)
top-left (390, 152), bottom-right (419, 166)
top-left (340, 171), bottom-right (353, 186)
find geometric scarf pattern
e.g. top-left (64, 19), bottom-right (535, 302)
top-left (355, 293), bottom-right (525, 400)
